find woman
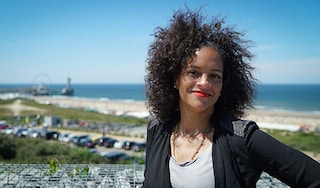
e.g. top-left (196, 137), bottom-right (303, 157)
top-left (143, 9), bottom-right (320, 188)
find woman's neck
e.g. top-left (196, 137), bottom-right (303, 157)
top-left (179, 110), bottom-right (212, 133)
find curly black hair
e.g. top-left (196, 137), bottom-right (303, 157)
top-left (145, 9), bottom-right (257, 123)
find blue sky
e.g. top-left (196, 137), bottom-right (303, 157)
top-left (1, 0), bottom-right (319, 84)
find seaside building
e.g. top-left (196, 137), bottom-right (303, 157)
top-left (33, 83), bottom-right (50, 96)
top-left (61, 77), bottom-right (74, 96)
top-left (44, 116), bottom-right (62, 127)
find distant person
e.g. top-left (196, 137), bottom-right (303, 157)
top-left (143, 8), bottom-right (320, 187)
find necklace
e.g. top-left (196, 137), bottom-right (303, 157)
top-left (171, 124), bottom-right (211, 161)
top-left (190, 132), bottom-right (206, 160)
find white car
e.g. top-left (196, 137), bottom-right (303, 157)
top-left (58, 133), bottom-right (71, 142)
top-left (113, 140), bottom-right (125, 149)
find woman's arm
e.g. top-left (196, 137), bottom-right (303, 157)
top-left (247, 129), bottom-right (320, 187)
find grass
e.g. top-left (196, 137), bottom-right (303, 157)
top-left (1, 98), bottom-right (319, 157)
top-left (0, 99), bottom-right (15, 105)
top-left (0, 98), bottom-right (148, 164)
top-left (0, 133), bottom-right (105, 164)
top-left (0, 133), bottom-right (145, 164)
top-left (0, 98), bottom-right (148, 126)
top-left (265, 129), bottom-right (320, 153)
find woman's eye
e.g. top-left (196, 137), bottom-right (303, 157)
top-left (209, 74), bottom-right (222, 81)
top-left (190, 70), bottom-right (199, 75)
top-left (187, 70), bottom-right (200, 78)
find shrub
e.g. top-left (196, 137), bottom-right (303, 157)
top-left (0, 134), bottom-right (17, 160)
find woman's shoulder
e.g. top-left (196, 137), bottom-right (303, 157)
top-left (147, 115), bottom-right (175, 131)
top-left (147, 115), bottom-right (160, 130)
top-left (218, 116), bottom-right (259, 138)
top-left (146, 115), bottom-right (171, 135)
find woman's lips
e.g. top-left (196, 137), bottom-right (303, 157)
top-left (192, 90), bottom-right (211, 97)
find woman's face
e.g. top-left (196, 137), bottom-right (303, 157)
top-left (176, 47), bottom-right (223, 114)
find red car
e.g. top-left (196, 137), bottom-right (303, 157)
top-left (0, 124), bottom-right (8, 130)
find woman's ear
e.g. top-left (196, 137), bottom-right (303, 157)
top-left (174, 80), bottom-right (179, 89)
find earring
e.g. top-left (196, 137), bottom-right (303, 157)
top-left (174, 85), bottom-right (177, 89)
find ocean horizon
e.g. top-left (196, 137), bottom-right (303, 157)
top-left (0, 83), bottom-right (319, 114)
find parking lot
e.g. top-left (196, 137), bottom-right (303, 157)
top-left (1, 125), bottom-right (147, 163)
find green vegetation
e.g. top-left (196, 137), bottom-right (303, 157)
top-left (1, 130), bottom-right (318, 164)
top-left (0, 98), bottom-right (147, 164)
top-left (44, 158), bottom-right (90, 176)
top-left (0, 99), bottom-right (14, 117)
top-left (0, 133), bottom-right (105, 164)
top-left (1, 98), bottom-right (319, 163)
top-left (0, 99), bottom-right (15, 105)
top-left (46, 157), bottom-right (59, 175)
top-left (0, 133), bottom-right (143, 164)
top-left (0, 99), bottom-right (148, 126)
top-left (22, 99), bottom-right (147, 125)
top-left (265, 129), bottom-right (320, 153)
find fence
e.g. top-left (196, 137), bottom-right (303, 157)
top-left (0, 164), bottom-right (288, 187)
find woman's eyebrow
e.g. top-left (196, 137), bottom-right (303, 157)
top-left (210, 68), bottom-right (223, 73)
top-left (189, 64), bottom-right (223, 72)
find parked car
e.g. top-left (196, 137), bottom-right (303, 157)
top-left (100, 151), bottom-right (131, 163)
top-left (104, 138), bottom-right (118, 148)
top-left (95, 137), bottom-right (117, 148)
top-left (28, 129), bottom-right (41, 138)
top-left (114, 140), bottom-right (126, 149)
top-left (85, 140), bottom-right (95, 148)
top-left (94, 137), bottom-right (110, 146)
top-left (88, 148), bottom-right (99, 154)
top-left (70, 135), bottom-right (80, 144)
top-left (2, 127), bottom-right (13, 134)
top-left (123, 141), bottom-right (136, 150)
top-left (74, 135), bottom-right (92, 147)
top-left (14, 128), bottom-right (29, 137)
top-left (77, 137), bottom-right (95, 148)
top-left (0, 124), bottom-right (8, 130)
top-left (58, 133), bottom-right (70, 142)
top-left (45, 131), bottom-right (60, 140)
top-left (132, 142), bottom-right (146, 152)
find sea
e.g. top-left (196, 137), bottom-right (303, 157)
top-left (0, 84), bottom-right (320, 114)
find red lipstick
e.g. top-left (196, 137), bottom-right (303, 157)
top-left (193, 90), bottom-right (211, 98)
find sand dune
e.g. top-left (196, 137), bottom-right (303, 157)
top-left (2, 95), bottom-right (319, 131)
top-left (29, 96), bottom-right (320, 130)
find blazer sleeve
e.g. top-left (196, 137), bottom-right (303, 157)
top-left (144, 116), bottom-right (158, 169)
top-left (246, 128), bottom-right (320, 188)
top-left (143, 116), bottom-right (172, 188)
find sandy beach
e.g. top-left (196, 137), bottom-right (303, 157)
top-left (30, 96), bottom-right (150, 118)
top-left (244, 109), bottom-right (320, 131)
top-left (25, 95), bottom-right (320, 131)
top-left (0, 94), bottom-right (318, 131)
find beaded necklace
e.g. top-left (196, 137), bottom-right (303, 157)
top-left (171, 125), bottom-right (211, 161)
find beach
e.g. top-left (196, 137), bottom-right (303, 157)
top-left (245, 109), bottom-right (320, 132)
top-left (26, 96), bottom-right (320, 131)
top-left (30, 96), bottom-right (150, 118)
top-left (1, 94), bottom-right (319, 131)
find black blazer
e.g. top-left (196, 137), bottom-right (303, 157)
top-left (143, 116), bottom-right (320, 188)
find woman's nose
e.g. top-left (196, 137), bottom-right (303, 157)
top-left (197, 74), bottom-right (211, 86)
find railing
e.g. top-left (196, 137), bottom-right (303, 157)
top-left (0, 164), bottom-right (288, 187)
